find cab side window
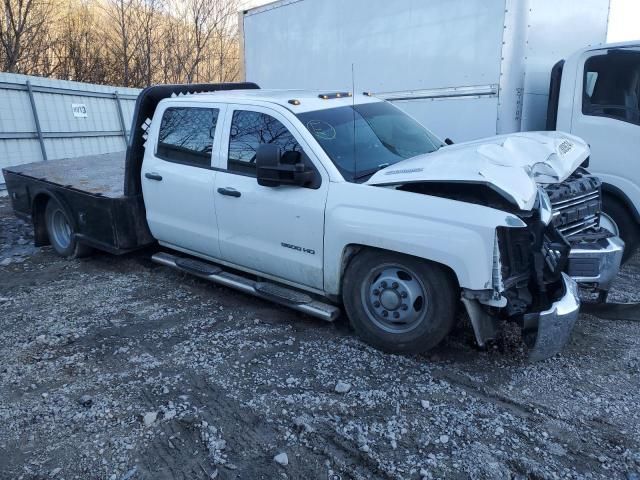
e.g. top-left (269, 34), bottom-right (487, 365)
top-left (227, 110), bottom-right (302, 176)
top-left (583, 53), bottom-right (640, 126)
top-left (157, 107), bottom-right (219, 167)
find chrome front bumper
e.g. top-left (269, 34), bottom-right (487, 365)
top-left (526, 273), bottom-right (581, 362)
top-left (567, 236), bottom-right (624, 291)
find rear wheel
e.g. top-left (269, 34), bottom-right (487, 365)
top-left (44, 199), bottom-right (92, 258)
top-left (342, 249), bottom-right (457, 354)
top-left (601, 195), bottom-right (639, 264)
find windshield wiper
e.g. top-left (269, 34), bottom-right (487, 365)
top-left (380, 139), bottom-right (400, 155)
top-left (353, 163), bottom-right (390, 181)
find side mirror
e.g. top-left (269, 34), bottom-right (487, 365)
top-left (256, 144), bottom-right (314, 187)
top-left (444, 138), bottom-right (454, 145)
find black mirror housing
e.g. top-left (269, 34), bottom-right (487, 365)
top-left (256, 144), bottom-right (314, 187)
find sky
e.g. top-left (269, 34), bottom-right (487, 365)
top-left (239, 0), bottom-right (640, 43)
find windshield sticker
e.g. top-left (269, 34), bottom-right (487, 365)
top-left (306, 120), bottom-right (336, 140)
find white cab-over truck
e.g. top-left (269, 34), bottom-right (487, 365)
top-left (2, 84), bottom-right (616, 361)
top-left (241, 0), bottom-right (635, 280)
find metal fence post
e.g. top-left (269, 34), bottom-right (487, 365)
top-left (26, 80), bottom-right (47, 161)
top-left (114, 91), bottom-right (129, 147)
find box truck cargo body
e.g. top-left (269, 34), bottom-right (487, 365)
top-left (242, 0), bottom-right (640, 263)
top-left (241, 0), bottom-right (610, 141)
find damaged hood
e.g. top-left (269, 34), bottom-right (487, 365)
top-left (366, 131), bottom-right (589, 210)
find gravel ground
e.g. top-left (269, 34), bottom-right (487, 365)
top-left (0, 196), bottom-right (639, 480)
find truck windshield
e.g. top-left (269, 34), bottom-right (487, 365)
top-left (297, 101), bottom-right (443, 182)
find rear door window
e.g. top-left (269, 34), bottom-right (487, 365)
top-left (157, 107), bottom-right (219, 167)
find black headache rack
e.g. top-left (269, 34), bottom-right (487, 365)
top-left (3, 82), bottom-right (259, 254)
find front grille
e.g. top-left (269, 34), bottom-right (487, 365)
top-left (545, 168), bottom-right (601, 239)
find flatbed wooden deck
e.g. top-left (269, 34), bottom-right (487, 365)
top-left (4, 152), bottom-right (126, 198)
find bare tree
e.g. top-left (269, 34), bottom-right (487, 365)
top-left (163, 0), bottom-right (238, 83)
top-left (0, 0), bottom-right (52, 72)
top-left (49, 0), bottom-right (107, 82)
top-left (101, 0), bottom-right (138, 86)
top-left (135, 0), bottom-right (160, 86)
top-left (1, 0), bottom-right (243, 86)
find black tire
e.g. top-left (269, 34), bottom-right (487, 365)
top-left (44, 199), bottom-right (92, 258)
top-left (602, 195), bottom-right (640, 264)
top-left (342, 249), bottom-right (457, 354)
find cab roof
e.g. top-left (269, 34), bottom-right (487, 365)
top-left (190, 89), bottom-right (383, 113)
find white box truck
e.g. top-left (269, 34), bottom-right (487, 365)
top-left (241, 0), bottom-right (640, 263)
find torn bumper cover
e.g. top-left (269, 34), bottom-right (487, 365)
top-left (523, 273), bottom-right (580, 362)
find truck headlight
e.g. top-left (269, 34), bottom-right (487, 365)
top-left (538, 187), bottom-right (553, 226)
top-left (529, 159), bottom-right (560, 184)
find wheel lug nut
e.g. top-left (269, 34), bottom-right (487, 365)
top-left (382, 310), bottom-right (389, 317)
top-left (373, 301), bottom-right (380, 308)
top-left (381, 281), bottom-right (387, 288)
top-left (401, 304), bottom-right (408, 311)
top-left (373, 289), bottom-right (380, 296)
top-left (393, 312), bottom-right (400, 319)
top-left (392, 282), bottom-right (399, 289)
top-left (400, 292), bottom-right (408, 298)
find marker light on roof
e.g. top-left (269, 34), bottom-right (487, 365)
top-left (288, 99), bottom-right (301, 105)
top-left (318, 92), bottom-right (352, 100)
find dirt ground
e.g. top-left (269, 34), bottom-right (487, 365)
top-left (0, 196), bottom-right (639, 480)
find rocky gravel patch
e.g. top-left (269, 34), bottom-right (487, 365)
top-left (1, 197), bottom-right (639, 479)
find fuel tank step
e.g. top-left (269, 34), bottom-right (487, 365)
top-left (151, 252), bottom-right (340, 322)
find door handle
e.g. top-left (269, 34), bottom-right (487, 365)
top-left (145, 172), bottom-right (163, 181)
top-left (217, 187), bottom-right (241, 198)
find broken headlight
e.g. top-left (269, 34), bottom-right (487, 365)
top-left (537, 187), bottom-right (553, 226)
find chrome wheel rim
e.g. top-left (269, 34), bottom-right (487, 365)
top-left (600, 212), bottom-right (619, 236)
top-left (361, 264), bottom-right (427, 334)
top-left (51, 209), bottom-right (72, 249)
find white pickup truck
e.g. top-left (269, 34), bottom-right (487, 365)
top-left (2, 83), bottom-right (621, 361)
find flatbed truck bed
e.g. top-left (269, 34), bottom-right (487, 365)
top-left (6, 152), bottom-right (127, 198)
top-left (2, 153), bottom-right (153, 254)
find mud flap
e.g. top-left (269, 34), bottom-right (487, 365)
top-left (524, 273), bottom-right (581, 362)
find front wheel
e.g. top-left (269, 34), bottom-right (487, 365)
top-left (342, 250), bottom-right (457, 354)
top-left (44, 199), bottom-right (92, 258)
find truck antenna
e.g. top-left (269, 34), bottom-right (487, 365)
top-left (352, 63), bottom-right (357, 179)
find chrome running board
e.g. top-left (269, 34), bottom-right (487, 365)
top-left (152, 252), bottom-right (340, 322)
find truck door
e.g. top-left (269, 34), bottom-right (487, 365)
top-left (142, 103), bottom-right (226, 258)
top-left (213, 105), bottom-right (328, 290)
top-left (570, 48), bottom-right (640, 209)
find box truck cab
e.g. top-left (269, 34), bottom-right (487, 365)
top-left (550, 42), bottom-right (640, 261)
